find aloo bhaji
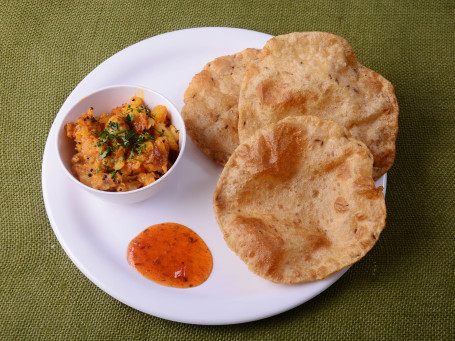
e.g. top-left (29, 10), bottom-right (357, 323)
top-left (65, 96), bottom-right (180, 192)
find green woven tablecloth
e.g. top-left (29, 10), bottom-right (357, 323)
top-left (1, 0), bottom-right (454, 339)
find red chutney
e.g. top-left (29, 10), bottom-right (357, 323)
top-left (127, 223), bottom-right (212, 288)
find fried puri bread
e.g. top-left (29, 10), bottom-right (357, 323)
top-left (182, 48), bottom-right (260, 165)
top-left (238, 32), bottom-right (398, 180)
top-left (213, 116), bottom-right (386, 284)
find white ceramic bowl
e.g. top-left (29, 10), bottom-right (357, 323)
top-left (56, 85), bottom-right (186, 204)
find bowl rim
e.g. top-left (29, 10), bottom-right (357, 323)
top-left (55, 84), bottom-right (186, 197)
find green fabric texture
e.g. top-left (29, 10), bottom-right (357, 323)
top-left (1, 0), bottom-right (454, 339)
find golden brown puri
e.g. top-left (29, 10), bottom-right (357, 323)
top-left (238, 32), bottom-right (398, 180)
top-left (182, 48), bottom-right (260, 165)
top-left (213, 116), bottom-right (386, 284)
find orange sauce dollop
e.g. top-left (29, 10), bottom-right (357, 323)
top-left (127, 223), bottom-right (212, 288)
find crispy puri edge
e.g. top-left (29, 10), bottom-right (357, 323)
top-left (182, 48), bottom-right (262, 166)
top-left (181, 103), bottom-right (230, 166)
top-left (310, 194), bottom-right (387, 284)
top-left (368, 68), bottom-right (399, 179)
top-left (212, 148), bottom-right (243, 256)
top-left (262, 31), bottom-right (354, 52)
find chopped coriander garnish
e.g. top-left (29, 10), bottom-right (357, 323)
top-left (139, 105), bottom-right (152, 117)
top-left (153, 128), bottom-right (167, 137)
top-left (108, 121), bottom-right (119, 130)
top-left (99, 145), bottom-right (116, 159)
top-left (125, 113), bottom-right (134, 123)
top-left (90, 101), bottom-right (170, 165)
top-left (94, 122), bottom-right (154, 160)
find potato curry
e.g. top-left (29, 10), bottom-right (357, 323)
top-left (65, 96), bottom-right (179, 192)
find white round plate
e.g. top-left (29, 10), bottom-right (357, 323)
top-left (42, 27), bottom-right (387, 325)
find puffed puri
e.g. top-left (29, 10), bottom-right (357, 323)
top-left (213, 115), bottom-right (386, 284)
top-left (238, 32), bottom-right (399, 180)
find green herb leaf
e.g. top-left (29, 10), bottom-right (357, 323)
top-left (125, 114), bottom-right (134, 123)
top-left (100, 145), bottom-right (115, 159)
top-left (108, 121), bottom-right (119, 130)
top-left (153, 128), bottom-right (167, 137)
